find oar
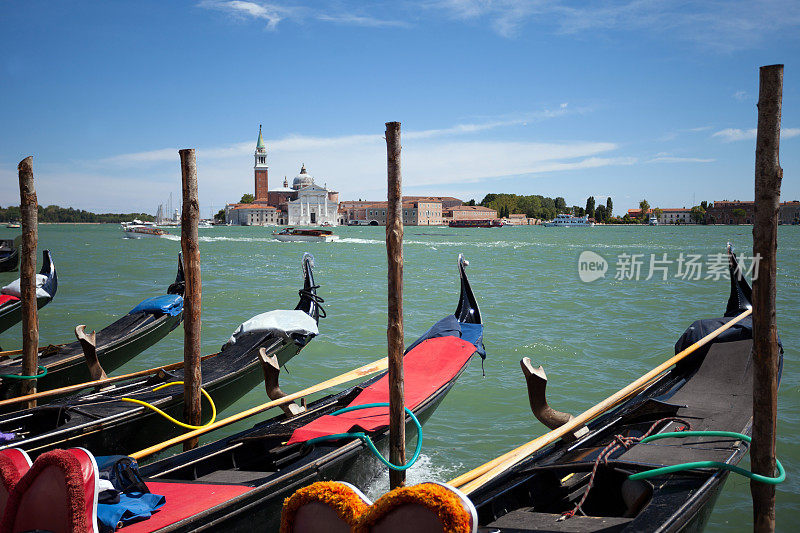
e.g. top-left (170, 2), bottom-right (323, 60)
top-left (0, 351), bottom-right (222, 409)
top-left (131, 356), bottom-right (389, 460)
top-left (450, 308), bottom-right (752, 494)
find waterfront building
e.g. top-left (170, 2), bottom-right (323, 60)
top-left (657, 208), bottom-right (693, 224)
top-left (342, 199), bottom-right (445, 226)
top-left (705, 201), bottom-right (755, 225)
top-left (225, 128), bottom-right (339, 226)
top-left (780, 201), bottom-right (800, 225)
top-left (444, 205), bottom-right (497, 222)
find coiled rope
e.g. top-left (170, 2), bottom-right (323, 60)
top-left (0, 365), bottom-right (48, 380)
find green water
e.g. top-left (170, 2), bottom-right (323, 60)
top-left (0, 224), bottom-right (797, 530)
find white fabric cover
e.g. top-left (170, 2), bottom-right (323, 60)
top-left (224, 309), bottom-right (318, 348)
top-left (1, 273), bottom-right (51, 299)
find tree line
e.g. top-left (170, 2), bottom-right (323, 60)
top-left (0, 205), bottom-right (154, 223)
top-left (479, 193), bottom-right (615, 223)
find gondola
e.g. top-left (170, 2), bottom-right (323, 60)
top-left (457, 246), bottom-right (780, 532)
top-left (0, 236), bottom-right (20, 272)
top-left (0, 254), bottom-right (186, 401)
top-left (94, 255), bottom-right (483, 532)
top-left (0, 250), bottom-right (57, 335)
top-left (0, 253), bottom-right (324, 459)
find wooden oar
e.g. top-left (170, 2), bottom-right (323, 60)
top-left (131, 356), bottom-right (390, 460)
top-left (450, 308), bottom-right (752, 494)
top-left (0, 351), bottom-right (221, 409)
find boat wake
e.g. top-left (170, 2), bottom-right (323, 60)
top-left (361, 453), bottom-right (464, 500)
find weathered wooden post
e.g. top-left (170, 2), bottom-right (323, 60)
top-left (18, 157), bottom-right (38, 407)
top-left (180, 149), bottom-right (202, 451)
top-left (385, 121), bottom-right (405, 489)
top-left (752, 63), bottom-right (783, 533)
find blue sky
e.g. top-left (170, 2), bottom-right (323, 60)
top-left (1, 1), bottom-right (798, 216)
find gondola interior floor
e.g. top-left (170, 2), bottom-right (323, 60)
top-left (123, 481), bottom-right (252, 532)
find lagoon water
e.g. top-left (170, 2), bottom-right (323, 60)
top-left (0, 223), bottom-right (797, 531)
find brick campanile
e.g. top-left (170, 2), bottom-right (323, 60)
top-left (254, 125), bottom-right (269, 201)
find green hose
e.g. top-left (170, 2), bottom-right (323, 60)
top-left (0, 365), bottom-right (47, 380)
top-left (305, 402), bottom-right (423, 471)
top-left (628, 431), bottom-right (785, 485)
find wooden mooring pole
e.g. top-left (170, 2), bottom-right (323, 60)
top-left (385, 121), bottom-right (405, 489)
top-left (18, 157), bottom-right (39, 408)
top-left (752, 64), bottom-right (783, 533)
top-left (180, 149), bottom-right (202, 451)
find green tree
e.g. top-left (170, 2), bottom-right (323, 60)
top-left (606, 197), bottom-right (613, 218)
top-left (690, 205), bottom-right (706, 224)
top-left (700, 200), bottom-right (708, 210)
top-left (594, 204), bottom-right (607, 222)
top-left (732, 208), bottom-right (746, 224)
top-left (585, 196), bottom-right (595, 219)
top-left (639, 199), bottom-right (650, 223)
top-left (466, 199), bottom-right (476, 206)
top-left (555, 197), bottom-right (567, 213)
top-left (240, 193), bottom-right (255, 204)
top-left (214, 209), bottom-right (226, 223)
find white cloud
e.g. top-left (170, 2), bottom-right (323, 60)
top-left (199, 1), bottom-right (294, 29)
top-left (48, 114), bottom-right (637, 213)
top-left (647, 156), bottom-right (716, 163)
top-left (712, 127), bottom-right (800, 142)
top-left (733, 90), bottom-right (749, 101)
top-left (198, 1), bottom-right (407, 30)
top-left (428, 0), bottom-right (800, 50)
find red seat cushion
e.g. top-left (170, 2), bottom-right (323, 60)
top-left (0, 449), bottom-right (32, 518)
top-left (287, 336), bottom-right (476, 444)
top-left (122, 481), bottom-right (252, 532)
top-left (0, 295), bottom-right (19, 307)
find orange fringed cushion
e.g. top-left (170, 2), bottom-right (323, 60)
top-left (280, 481), bottom-right (371, 533)
top-left (354, 482), bottom-right (474, 533)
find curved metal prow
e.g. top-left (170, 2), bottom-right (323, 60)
top-left (725, 243), bottom-right (753, 317)
top-left (455, 254), bottom-right (481, 324)
top-left (39, 250), bottom-right (57, 299)
top-left (295, 253), bottom-right (324, 323)
top-left (168, 252), bottom-right (186, 296)
top-left (521, 358), bottom-right (588, 441)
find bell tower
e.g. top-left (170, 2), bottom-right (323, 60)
top-left (254, 125), bottom-right (269, 201)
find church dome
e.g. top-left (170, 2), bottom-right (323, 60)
top-left (292, 164), bottom-right (314, 189)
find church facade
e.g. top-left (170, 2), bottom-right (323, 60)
top-left (225, 127), bottom-right (339, 226)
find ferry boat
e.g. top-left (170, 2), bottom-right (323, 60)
top-left (273, 227), bottom-right (339, 243)
top-left (448, 219), bottom-right (503, 228)
top-left (542, 214), bottom-right (595, 227)
top-left (121, 220), bottom-right (169, 239)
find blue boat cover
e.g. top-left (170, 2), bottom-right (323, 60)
top-left (129, 294), bottom-right (184, 316)
top-left (404, 314), bottom-right (486, 359)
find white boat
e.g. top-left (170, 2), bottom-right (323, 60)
top-left (649, 216), bottom-right (659, 226)
top-left (273, 227), bottom-right (339, 243)
top-left (542, 214), bottom-right (595, 227)
top-left (121, 221), bottom-right (168, 239)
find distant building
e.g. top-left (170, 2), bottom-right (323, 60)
top-left (444, 205), bottom-right (497, 222)
top-left (657, 208), bottom-right (693, 224)
top-left (780, 201), bottom-right (800, 225)
top-left (705, 201), bottom-right (755, 225)
top-left (341, 198), bottom-right (450, 226)
top-left (225, 127), bottom-right (339, 226)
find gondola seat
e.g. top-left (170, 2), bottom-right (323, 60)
top-left (280, 481), bottom-right (372, 533)
top-left (287, 336), bottom-right (477, 444)
top-left (1, 448), bottom-right (99, 533)
top-left (0, 448), bottom-right (32, 516)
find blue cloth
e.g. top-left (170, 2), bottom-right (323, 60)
top-left (97, 492), bottom-right (165, 531)
top-left (129, 294), bottom-right (184, 316)
top-left (404, 315), bottom-right (486, 359)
